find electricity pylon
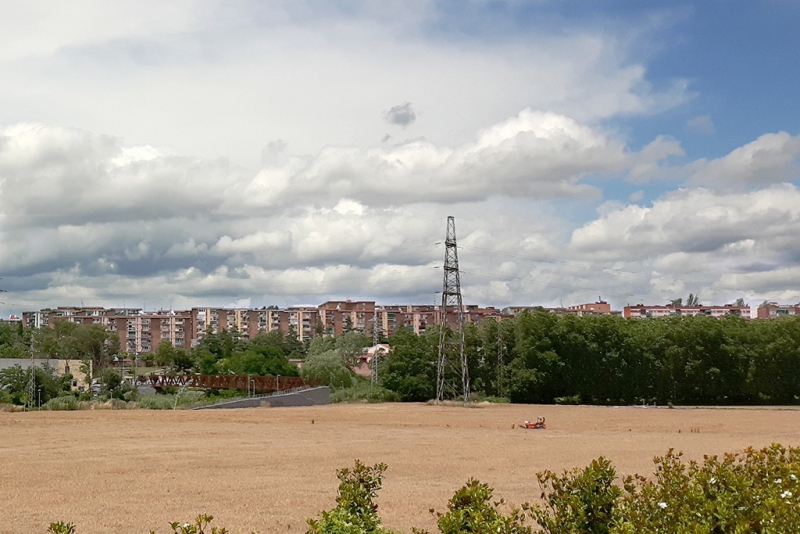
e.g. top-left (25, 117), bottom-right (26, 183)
top-left (436, 216), bottom-right (469, 403)
top-left (371, 308), bottom-right (381, 384)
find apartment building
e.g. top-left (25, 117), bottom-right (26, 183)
top-left (111, 310), bottom-right (192, 353)
top-left (0, 314), bottom-right (21, 326)
top-left (22, 307), bottom-right (142, 331)
top-left (319, 300), bottom-right (376, 337)
top-left (188, 306), bottom-right (320, 345)
top-left (21, 300), bottom-right (539, 350)
top-left (377, 304), bottom-right (438, 336)
top-left (501, 301), bottom-right (619, 317)
top-left (623, 304), bottom-right (751, 319)
top-left (756, 302), bottom-right (800, 319)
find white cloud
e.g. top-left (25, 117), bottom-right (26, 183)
top-left (571, 185), bottom-right (800, 259)
top-left (4, 119), bottom-right (800, 314)
top-left (0, 1), bottom-right (690, 167)
top-left (628, 135), bottom-right (685, 182)
top-left (231, 110), bottom-right (628, 209)
top-left (689, 132), bottom-right (800, 187)
top-left (568, 184), bottom-right (800, 303)
top-left (3, 3), bottom-right (798, 316)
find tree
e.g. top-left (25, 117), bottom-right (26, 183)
top-left (100, 368), bottom-right (123, 396)
top-left (379, 328), bottom-right (437, 401)
top-left (336, 331), bottom-right (371, 369)
top-left (687, 293), bottom-right (700, 306)
top-left (301, 350), bottom-right (354, 389)
top-left (0, 323), bottom-right (31, 359)
top-left (307, 336), bottom-right (336, 357)
top-left (155, 340), bottom-right (176, 367)
top-left (171, 349), bottom-right (195, 372)
top-left (0, 363), bottom-right (70, 405)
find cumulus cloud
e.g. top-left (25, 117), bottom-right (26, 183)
top-left (385, 102), bottom-right (417, 126)
top-left (2, 3), bottom-right (797, 315)
top-left (571, 185), bottom-right (800, 259)
top-left (689, 132), bottom-right (800, 187)
top-left (628, 135), bottom-right (685, 182)
top-left (568, 184), bottom-right (800, 303)
top-left (5, 117), bottom-right (800, 314)
top-left (0, 1), bottom-right (691, 166)
top-left (235, 110), bottom-right (629, 209)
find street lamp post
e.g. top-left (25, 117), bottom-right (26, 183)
top-left (37, 387), bottom-right (41, 410)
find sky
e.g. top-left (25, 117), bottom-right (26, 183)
top-left (2, 0), bottom-right (800, 316)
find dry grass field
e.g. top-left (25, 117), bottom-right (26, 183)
top-left (2, 403), bottom-right (800, 534)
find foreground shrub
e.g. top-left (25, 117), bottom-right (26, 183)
top-left (44, 444), bottom-right (800, 533)
top-left (307, 460), bottom-right (389, 534)
top-left (163, 513), bottom-right (229, 534)
top-left (529, 457), bottom-right (620, 534)
top-left (612, 444), bottom-right (800, 533)
top-left (48, 515), bottom-right (232, 534)
top-left (47, 522), bottom-right (75, 534)
top-left (418, 478), bottom-right (530, 534)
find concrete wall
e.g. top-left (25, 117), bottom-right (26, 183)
top-left (195, 386), bottom-right (330, 410)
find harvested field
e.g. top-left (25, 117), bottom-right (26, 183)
top-left (1, 403), bottom-right (799, 534)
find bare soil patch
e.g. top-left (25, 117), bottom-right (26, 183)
top-left (1, 403), bottom-right (799, 534)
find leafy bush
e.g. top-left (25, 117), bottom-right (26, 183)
top-left (164, 513), bottom-right (228, 534)
top-left (331, 383), bottom-right (401, 403)
top-left (307, 460), bottom-right (389, 534)
top-left (43, 444), bottom-right (800, 534)
top-left (528, 457), bottom-right (620, 534)
top-left (419, 478), bottom-right (530, 534)
top-left (43, 396), bottom-right (80, 411)
top-left (47, 522), bottom-right (76, 534)
top-left (612, 444), bottom-right (800, 533)
top-left (552, 395), bottom-right (580, 406)
top-left (527, 444), bottom-right (800, 533)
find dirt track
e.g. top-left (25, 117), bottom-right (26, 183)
top-left (1, 403), bottom-right (799, 534)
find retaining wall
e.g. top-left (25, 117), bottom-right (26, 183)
top-left (195, 386), bottom-right (330, 410)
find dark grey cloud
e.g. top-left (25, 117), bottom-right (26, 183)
top-left (384, 102), bottom-right (416, 126)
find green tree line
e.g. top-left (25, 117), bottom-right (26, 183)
top-left (380, 312), bottom-right (800, 405)
top-left (6, 311), bottom-right (800, 406)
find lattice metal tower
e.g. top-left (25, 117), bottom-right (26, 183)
top-left (371, 308), bottom-right (381, 384)
top-left (26, 360), bottom-right (37, 410)
top-left (436, 216), bottom-right (469, 403)
top-left (2, 279), bottom-right (39, 411)
top-left (497, 323), bottom-right (505, 398)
